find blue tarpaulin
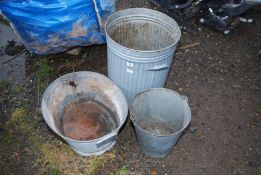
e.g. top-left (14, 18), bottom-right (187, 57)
top-left (0, 0), bottom-right (115, 54)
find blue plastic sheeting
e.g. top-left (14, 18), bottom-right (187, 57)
top-left (0, 0), bottom-right (115, 55)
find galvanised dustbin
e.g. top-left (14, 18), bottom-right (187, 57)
top-left (105, 8), bottom-right (181, 102)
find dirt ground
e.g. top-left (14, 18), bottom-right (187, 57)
top-left (0, 0), bottom-right (260, 175)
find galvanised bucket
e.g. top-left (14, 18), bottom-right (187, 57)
top-left (130, 88), bottom-right (191, 158)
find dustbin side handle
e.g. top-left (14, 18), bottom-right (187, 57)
top-left (146, 64), bottom-right (169, 71)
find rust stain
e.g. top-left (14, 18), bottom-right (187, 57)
top-left (33, 33), bottom-right (60, 53)
top-left (150, 170), bottom-right (158, 175)
top-left (62, 101), bottom-right (112, 140)
top-left (34, 44), bottom-right (49, 53)
top-left (48, 34), bottom-right (59, 43)
top-left (68, 81), bottom-right (77, 88)
top-left (71, 19), bottom-right (87, 37)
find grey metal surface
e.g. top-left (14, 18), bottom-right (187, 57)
top-left (105, 8), bottom-right (181, 102)
top-left (130, 88), bottom-right (191, 158)
top-left (41, 71), bottom-right (128, 156)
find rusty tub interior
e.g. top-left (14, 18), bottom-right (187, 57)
top-left (61, 100), bottom-right (117, 141)
top-left (41, 71), bottom-right (128, 156)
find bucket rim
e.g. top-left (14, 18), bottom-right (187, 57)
top-left (41, 71), bottom-right (128, 143)
top-left (105, 8), bottom-right (181, 54)
top-left (129, 88), bottom-right (191, 137)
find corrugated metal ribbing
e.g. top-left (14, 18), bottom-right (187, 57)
top-left (105, 8), bottom-right (181, 103)
top-left (108, 48), bottom-right (175, 102)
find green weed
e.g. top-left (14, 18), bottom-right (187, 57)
top-left (33, 58), bottom-right (54, 90)
top-left (13, 84), bottom-right (24, 95)
top-left (48, 166), bottom-right (62, 175)
top-left (115, 165), bottom-right (129, 175)
top-left (0, 79), bottom-right (10, 89)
